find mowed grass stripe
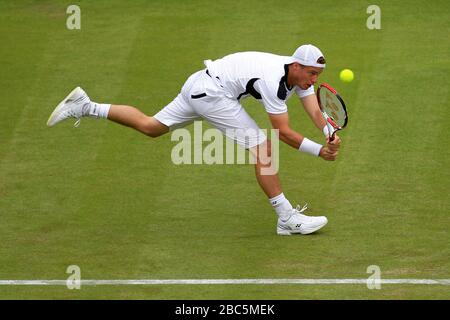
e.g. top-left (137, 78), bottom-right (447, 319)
top-left (0, 4), bottom-right (54, 162)
top-left (0, 3), bottom-right (76, 273)
top-left (37, 6), bottom-right (156, 279)
top-left (0, 3), bottom-right (150, 278)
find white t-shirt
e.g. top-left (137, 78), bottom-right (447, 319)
top-left (204, 52), bottom-right (315, 114)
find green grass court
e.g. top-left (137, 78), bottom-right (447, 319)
top-left (0, 0), bottom-right (449, 299)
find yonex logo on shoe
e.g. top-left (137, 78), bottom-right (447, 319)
top-left (170, 121), bottom-right (279, 175)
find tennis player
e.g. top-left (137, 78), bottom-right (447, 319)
top-left (47, 44), bottom-right (341, 235)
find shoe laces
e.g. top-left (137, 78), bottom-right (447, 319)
top-left (73, 101), bottom-right (91, 127)
top-left (68, 110), bottom-right (81, 127)
top-left (279, 203), bottom-right (309, 223)
top-left (293, 203), bottom-right (308, 214)
top-left (69, 98), bottom-right (90, 127)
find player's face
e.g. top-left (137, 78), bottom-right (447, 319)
top-left (295, 65), bottom-right (324, 89)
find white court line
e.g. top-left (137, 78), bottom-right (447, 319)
top-left (0, 279), bottom-right (449, 285)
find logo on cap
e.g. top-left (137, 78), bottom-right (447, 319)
top-left (317, 56), bottom-right (326, 64)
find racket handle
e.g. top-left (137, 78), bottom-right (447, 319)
top-left (329, 132), bottom-right (335, 142)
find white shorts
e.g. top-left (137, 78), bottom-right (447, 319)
top-left (154, 70), bottom-right (267, 149)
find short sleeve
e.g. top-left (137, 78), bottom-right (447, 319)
top-left (254, 80), bottom-right (288, 114)
top-left (295, 85), bottom-right (315, 98)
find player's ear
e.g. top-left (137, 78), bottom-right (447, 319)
top-left (292, 62), bottom-right (301, 70)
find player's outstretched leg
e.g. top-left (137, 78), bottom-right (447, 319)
top-left (47, 87), bottom-right (169, 137)
top-left (107, 104), bottom-right (169, 137)
top-left (251, 140), bottom-right (328, 235)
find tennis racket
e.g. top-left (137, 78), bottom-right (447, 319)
top-left (317, 83), bottom-right (348, 141)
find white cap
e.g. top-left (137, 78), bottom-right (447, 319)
top-left (290, 44), bottom-right (326, 68)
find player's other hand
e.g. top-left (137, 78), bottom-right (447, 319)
top-left (319, 144), bottom-right (339, 161)
top-left (326, 134), bottom-right (341, 152)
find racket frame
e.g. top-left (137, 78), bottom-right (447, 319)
top-left (317, 83), bottom-right (348, 141)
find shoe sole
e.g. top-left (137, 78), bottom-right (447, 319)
top-left (277, 219), bottom-right (328, 236)
top-left (46, 86), bottom-right (82, 127)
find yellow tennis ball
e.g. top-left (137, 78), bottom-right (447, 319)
top-left (340, 69), bottom-right (354, 82)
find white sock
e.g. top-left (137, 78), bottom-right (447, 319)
top-left (269, 193), bottom-right (293, 218)
top-left (84, 102), bottom-right (111, 119)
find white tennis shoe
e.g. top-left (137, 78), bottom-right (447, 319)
top-left (277, 204), bottom-right (328, 235)
top-left (47, 87), bottom-right (90, 127)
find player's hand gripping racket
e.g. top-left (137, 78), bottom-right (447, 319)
top-left (317, 83), bottom-right (348, 141)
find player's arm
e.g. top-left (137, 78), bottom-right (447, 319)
top-left (268, 112), bottom-right (337, 160)
top-left (268, 112), bottom-right (303, 148)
